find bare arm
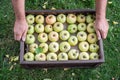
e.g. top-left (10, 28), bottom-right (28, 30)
top-left (95, 0), bottom-right (109, 40)
top-left (12, 0), bottom-right (28, 41)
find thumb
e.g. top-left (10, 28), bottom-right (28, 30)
top-left (22, 30), bottom-right (27, 41)
top-left (96, 30), bottom-right (101, 40)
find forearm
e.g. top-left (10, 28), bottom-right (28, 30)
top-left (95, 0), bottom-right (107, 19)
top-left (12, 0), bottom-right (25, 20)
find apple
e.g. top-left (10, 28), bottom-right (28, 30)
top-left (47, 53), bottom-right (57, 61)
top-left (86, 14), bottom-right (94, 23)
top-left (29, 43), bottom-right (38, 53)
top-left (68, 49), bottom-right (79, 60)
top-left (35, 53), bottom-right (46, 61)
top-left (24, 52), bottom-right (34, 61)
top-left (39, 43), bottom-right (48, 53)
top-left (87, 23), bottom-right (95, 33)
top-left (58, 52), bottom-right (68, 61)
top-left (67, 24), bottom-right (77, 33)
top-left (79, 41), bottom-right (89, 52)
top-left (45, 24), bottom-right (53, 33)
top-left (35, 15), bottom-right (44, 24)
top-left (68, 36), bottom-right (78, 46)
top-left (26, 14), bottom-right (35, 24)
top-left (89, 52), bottom-right (99, 60)
top-left (87, 33), bottom-right (98, 44)
top-left (78, 52), bottom-right (89, 60)
top-left (77, 14), bottom-right (86, 23)
top-left (49, 42), bottom-right (59, 52)
top-left (46, 15), bottom-right (56, 24)
top-left (60, 30), bottom-right (70, 40)
top-left (53, 22), bottom-right (64, 32)
top-left (89, 44), bottom-right (99, 52)
top-left (60, 42), bottom-right (71, 52)
top-left (67, 14), bottom-right (76, 24)
top-left (35, 23), bottom-right (44, 33)
top-left (77, 31), bottom-right (87, 41)
top-left (27, 25), bottom-right (34, 34)
top-left (78, 23), bottom-right (87, 31)
top-left (48, 31), bottom-right (59, 42)
top-left (25, 34), bottom-right (35, 44)
top-left (57, 14), bottom-right (66, 23)
top-left (38, 33), bottom-right (48, 43)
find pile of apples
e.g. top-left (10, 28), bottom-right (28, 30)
top-left (24, 13), bottom-right (99, 61)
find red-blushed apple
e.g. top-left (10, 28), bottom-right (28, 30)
top-left (46, 15), bottom-right (56, 24)
top-left (29, 43), bottom-right (38, 53)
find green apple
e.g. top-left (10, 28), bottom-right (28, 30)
top-left (60, 30), bottom-right (70, 40)
top-left (26, 14), bottom-right (35, 24)
top-left (35, 15), bottom-right (44, 24)
top-left (78, 23), bottom-right (87, 31)
top-left (77, 31), bottom-right (87, 41)
top-left (67, 14), bottom-right (76, 24)
top-left (35, 53), bottom-right (46, 61)
top-left (45, 24), bottom-right (53, 33)
top-left (53, 22), bottom-right (64, 32)
top-left (89, 44), bottom-right (99, 52)
top-left (38, 33), bottom-right (48, 43)
top-left (48, 31), bottom-right (59, 42)
top-left (25, 34), bottom-right (35, 44)
top-left (86, 14), bottom-right (94, 23)
top-left (46, 15), bottom-right (56, 24)
top-left (78, 52), bottom-right (89, 60)
top-left (79, 41), bottom-right (89, 52)
top-left (68, 36), bottom-right (78, 46)
top-left (24, 52), bottom-right (34, 61)
top-left (39, 43), bottom-right (48, 53)
top-left (89, 53), bottom-right (99, 60)
top-left (87, 23), bottom-right (95, 33)
top-left (27, 25), bottom-right (34, 34)
top-left (47, 53), bottom-right (57, 61)
top-left (87, 33), bottom-right (98, 44)
top-left (58, 52), bottom-right (68, 61)
top-left (77, 14), bottom-right (86, 23)
top-left (68, 49), bottom-right (79, 60)
top-left (29, 43), bottom-right (38, 53)
top-left (60, 42), bottom-right (71, 52)
top-left (35, 24), bottom-right (44, 33)
top-left (67, 24), bottom-right (77, 33)
top-left (49, 42), bottom-right (59, 52)
top-left (57, 14), bottom-right (66, 23)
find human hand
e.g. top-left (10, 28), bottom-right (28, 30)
top-left (14, 19), bottom-right (28, 41)
top-left (94, 18), bottom-right (109, 40)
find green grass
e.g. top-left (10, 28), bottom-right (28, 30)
top-left (0, 0), bottom-right (120, 80)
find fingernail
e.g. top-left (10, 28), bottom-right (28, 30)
top-left (98, 37), bottom-right (101, 40)
top-left (22, 37), bottom-right (25, 41)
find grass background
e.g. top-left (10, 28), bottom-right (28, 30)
top-left (0, 0), bottom-right (120, 80)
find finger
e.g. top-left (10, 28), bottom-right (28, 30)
top-left (96, 30), bottom-right (101, 40)
top-left (22, 30), bottom-right (27, 41)
top-left (101, 30), bottom-right (107, 39)
top-left (15, 34), bottom-right (22, 41)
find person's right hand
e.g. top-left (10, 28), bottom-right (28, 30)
top-left (14, 19), bottom-right (28, 41)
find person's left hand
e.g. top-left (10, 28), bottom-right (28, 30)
top-left (94, 18), bottom-right (109, 40)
